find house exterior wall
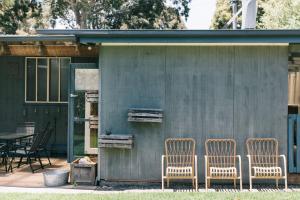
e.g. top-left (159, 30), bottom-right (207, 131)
top-left (0, 56), bottom-right (97, 155)
top-left (99, 46), bottom-right (288, 182)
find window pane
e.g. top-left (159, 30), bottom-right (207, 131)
top-left (37, 58), bottom-right (47, 101)
top-left (60, 58), bottom-right (70, 102)
top-left (49, 58), bottom-right (59, 101)
top-left (90, 128), bottom-right (97, 148)
top-left (26, 58), bottom-right (36, 101)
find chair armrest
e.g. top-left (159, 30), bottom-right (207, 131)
top-left (194, 155), bottom-right (198, 176)
top-left (204, 155), bottom-right (208, 178)
top-left (279, 154), bottom-right (287, 177)
top-left (246, 155), bottom-right (251, 163)
top-left (161, 155), bottom-right (165, 177)
top-left (236, 155), bottom-right (242, 177)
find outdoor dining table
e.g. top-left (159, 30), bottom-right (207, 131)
top-left (0, 132), bottom-right (35, 144)
top-left (0, 132), bottom-right (35, 172)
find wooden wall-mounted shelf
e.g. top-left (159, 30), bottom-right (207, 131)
top-left (128, 108), bottom-right (163, 123)
top-left (86, 91), bottom-right (98, 103)
top-left (99, 134), bottom-right (133, 149)
top-left (89, 116), bottom-right (98, 129)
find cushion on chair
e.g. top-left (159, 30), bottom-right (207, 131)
top-left (166, 166), bottom-right (193, 177)
top-left (253, 167), bottom-right (282, 177)
top-left (209, 167), bottom-right (237, 178)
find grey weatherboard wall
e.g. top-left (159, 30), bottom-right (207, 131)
top-left (99, 45), bottom-right (288, 183)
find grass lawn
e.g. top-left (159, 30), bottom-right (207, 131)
top-left (1, 192), bottom-right (300, 200)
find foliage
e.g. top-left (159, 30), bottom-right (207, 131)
top-left (0, 0), bottom-right (43, 34)
top-left (210, 0), bottom-right (300, 29)
top-left (210, 0), bottom-right (241, 29)
top-left (258, 0), bottom-right (300, 29)
top-left (49, 0), bottom-right (192, 29)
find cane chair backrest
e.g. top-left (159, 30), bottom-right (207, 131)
top-left (246, 138), bottom-right (279, 168)
top-left (165, 138), bottom-right (195, 168)
top-left (205, 139), bottom-right (236, 168)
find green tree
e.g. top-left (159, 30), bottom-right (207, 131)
top-left (259, 0), bottom-right (300, 29)
top-left (0, 0), bottom-right (43, 34)
top-left (50, 0), bottom-right (192, 29)
top-left (211, 0), bottom-right (300, 29)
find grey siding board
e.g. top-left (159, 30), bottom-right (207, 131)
top-left (100, 46), bottom-right (165, 180)
top-left (233, 46), bottom-right (288, 181)
top-left (99, 45), bottom-right (288, 183)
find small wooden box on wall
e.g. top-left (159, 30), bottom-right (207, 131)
top-left (86, 91), bottom-right (98, 103)
top-left (128, 108), bottom-right (163, 123)
top-left (99, 134), bottom-right (133, 149)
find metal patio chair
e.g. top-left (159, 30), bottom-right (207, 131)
top-left (246, 138), bottom-right (287, 191)
top-left (162, 138), bottom-right (198, 190)
top-left (205, 139), bottom-right (242, 191)
top-left (15, 122), bottom-right (35, 146)
top-left (37, 126), bottom-right (53, 166)
top-left (0, 143), bottom-right (9, 172)
top-left (10, 126), bottom-right (53, 173)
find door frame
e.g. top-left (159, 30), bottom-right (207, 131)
top-left (67, 63), bottom-right (98, 162)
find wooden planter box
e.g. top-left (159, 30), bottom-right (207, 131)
top-left (70, 158), bottom-right (96, 185)
top-left (99, 134), bottom-right (133, 149)
top-left (128, 108), bottom-right (163, 123)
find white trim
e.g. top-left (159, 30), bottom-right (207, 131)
top-left (58, 58), bottom-right (61, 102)
top-left (46, 58), bottom-right (50, 102)
top-left (84, 95), bottom-right (98, 155)
top-left (24, 101), bottom-right (68, 104)
top-left (35, 58), bottom-right (38, 102)
top-left (101, 43), bottom-right (289, 46)
top-left (24, 57), bottom-right (27, 102)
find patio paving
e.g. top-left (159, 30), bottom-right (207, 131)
top-left (0, 157), bottom-right (70, 188)
top-left (0, 158), bottom-right (300, 193)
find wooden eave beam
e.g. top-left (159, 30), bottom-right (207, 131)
top-left (0, 43), bottom-right (99, 57)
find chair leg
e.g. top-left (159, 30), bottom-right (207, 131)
top-left (167, 179), bottom-right (169, 188)
top-left (234, 179), bottom-right (236, 189)
top-left (4, 156), bottom-right (7, 173)
top-left (249, 177), bottom-right (252, 191)
top-left (195, 177), bottom-right (198, 191)
top-left (36, 152), bottom-right (44, 169)
top-left (8, 157), bottom-right (14, 173)
top-left (276, 179), bottom-right (279, 189)
top-left (240, 178), bottom-right (243, 191)
top-left (162, 178), bottom-right (164, 191)
top-left (17, 157), bottom-right (23, 168)
top-left (285, 177), bottom-right (288, 191)
top-left (45, 150), bottom-right (51, 165)
top-left (205, 177), bottom-right (208, 191)
top-left (28, 156), bottom-right (34, 173)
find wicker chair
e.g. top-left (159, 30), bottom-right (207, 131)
top-left (246, 138), bottom-right (287, 190)
top-left (162, 138), bottom-right (198, 190)
top-left (205, 139), bottom-right (242, 190)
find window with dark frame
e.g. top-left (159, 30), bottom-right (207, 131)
top-left (25, 57), bottom-right (71, 103)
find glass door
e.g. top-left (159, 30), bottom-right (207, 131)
top-left (68, 63), bottom-right (99, 162)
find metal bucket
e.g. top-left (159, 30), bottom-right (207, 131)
top-left (43, 170), bottom-right (69, 187)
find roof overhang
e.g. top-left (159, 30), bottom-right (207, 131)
top-left (37, 29), bottom-right (300, 44)
top-left (0, 34), bottom-right (99, 57)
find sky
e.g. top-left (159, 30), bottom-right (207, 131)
top-left (185, 0), bottom-right (217, 29)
